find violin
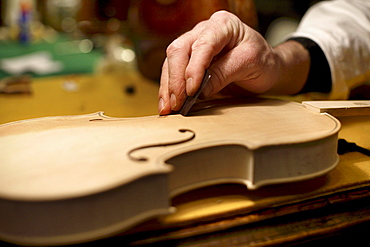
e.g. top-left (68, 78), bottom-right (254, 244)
top-left (0, 98), bottom-right (346, 245)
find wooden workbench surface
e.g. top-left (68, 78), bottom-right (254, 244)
top-left (0, 72), bottom-right (159, 124)
top-left (0, 73), bottom-right (369, 246)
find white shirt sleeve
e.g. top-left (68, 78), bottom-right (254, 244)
top-left (288, 0), bottom-right (370, 99)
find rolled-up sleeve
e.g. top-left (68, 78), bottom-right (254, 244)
top-left (288, 0), bottom-right (370, 99)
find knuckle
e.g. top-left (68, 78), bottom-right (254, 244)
top-left (209, 67), bottom-right (225, 90)
top-left (211, 11), bottom-right (241, 32)
top-left (211, 10), bottom-right (239, 24)
top-left (166, 38), bottom-right (184, 57)
top-left (210, 10), bottom-right (232, 20)
top-left (191, 28), bottom-right (219, 53)
top-left (191, 35), bottom-right (213, 51)
top-left (166, 30), bottom-right (195, 53)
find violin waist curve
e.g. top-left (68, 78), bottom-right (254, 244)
top-left (0, 98), bottom-right (340, 245)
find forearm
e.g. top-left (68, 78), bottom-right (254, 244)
top-left (264, 40), bottom-right (310, 95)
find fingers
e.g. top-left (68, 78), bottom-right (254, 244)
top-left (158, 58), bottom-right (171, 115)
top-left (166, 37), bottom-right (192, 111)
top-left (185, 11), bottom-right (241, 96)
top-left (158, 34), bottom-right (193, 114)
top-left (159, 22), bottom-right (207, 113)
top-left (158, 10), bottom-right (267, 115)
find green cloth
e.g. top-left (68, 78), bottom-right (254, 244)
top-left (0, 35), bottom-right (103, 79)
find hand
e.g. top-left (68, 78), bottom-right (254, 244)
top-left (158, 11), bottom-right (310, 115)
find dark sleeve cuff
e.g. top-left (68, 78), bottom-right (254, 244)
top-left (287, 37), bottom-right (332, 94)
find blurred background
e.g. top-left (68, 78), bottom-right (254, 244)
top-left (0, 0), bottom-right (322, 81)
top-left (0, 0), bottom-right (322, 122)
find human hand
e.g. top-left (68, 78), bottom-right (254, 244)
top-left (158, 10), bottom-right (310, 115)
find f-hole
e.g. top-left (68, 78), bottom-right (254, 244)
top-left (127, 129), bottom-right (196, 162)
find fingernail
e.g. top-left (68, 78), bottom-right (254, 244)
top-left (170, 93), bottom-right (177, 110)
top-left (186, 77), bottom-right (194, 95)
top-left (202, 83), bottom-right (213, 97)
top-left (158, 97), bottom-right (164, 114)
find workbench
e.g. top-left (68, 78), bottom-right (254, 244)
top-left (0, 72), bottom-right (369, 247)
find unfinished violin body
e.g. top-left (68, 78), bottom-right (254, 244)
top-left (0, 98), bottom-right (340, 245)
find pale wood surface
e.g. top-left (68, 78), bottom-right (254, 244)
top-left (0, 72), bottom-right (159, 125)
top-left (0, 96), bottom-right (343, 245)
top-left (117, 97), bottom-right (370, 246)
top-left (1, 73), bottom-right (370, 246)
top-left (303, 100), bottom-right (370, 116)
top-left (0, 98), bottom-right (340, 200)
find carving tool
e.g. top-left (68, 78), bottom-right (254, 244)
top-left (180, 70), bottom-right (211, 116)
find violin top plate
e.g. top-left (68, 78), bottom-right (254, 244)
top-left (0, 98), bottom-right (340, 201)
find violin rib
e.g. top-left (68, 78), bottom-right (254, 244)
top-left (0, 98), bottom-right (341, 245)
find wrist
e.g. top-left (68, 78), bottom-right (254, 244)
top-left (288, 38), bottom-right (332, 94)
top-left (267, 40), bottom-right (310, 95)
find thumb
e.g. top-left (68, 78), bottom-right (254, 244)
top-left (202, 49), bottom-right (245, 97)
top-left (203, 38), bottom-right (274, 97)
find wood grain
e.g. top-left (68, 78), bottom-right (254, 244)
top-left (0, 98), bottom-right (341, 246)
